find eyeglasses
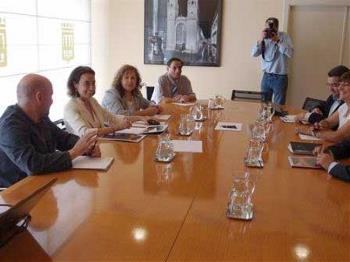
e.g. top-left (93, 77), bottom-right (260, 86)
top-left (339, 81), bottom-right (350, 87)
top-left (326, 82), bottom-right (340, 87)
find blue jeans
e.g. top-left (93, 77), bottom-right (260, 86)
top-left (261, 73), bottom-right (288, 105)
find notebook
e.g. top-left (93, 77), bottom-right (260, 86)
top-left (72, 156), bottom-right (114, 170)
top-left (288, 156), bottom-right (322, 169)
top-left (288, 141), bottom-right (321, 155)
top-left (100, 133), bottom-right (146, 143)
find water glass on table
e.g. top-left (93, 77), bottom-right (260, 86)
top-left (155, 133), bottom-right (175, 162)
top-left (178, 114), bottom-right (195, 136)
top-left (215, 94), bottom-right (225, 108)
top-left (227, 173), bottom-right (256, 220)
top-left (245, 139), bottom-right (263, 166)
top-left (190, 103), bottom-right (204, 121)
top-left (250, 121), bottom-right (266, 142)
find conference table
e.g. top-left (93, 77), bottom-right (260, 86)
top-left (0, 101), bottom-right (349, 261)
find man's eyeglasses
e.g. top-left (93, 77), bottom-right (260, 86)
top-left (339, 81), bottom-right (350, 87)
top-left (326, 82), bottom-right (340, 87)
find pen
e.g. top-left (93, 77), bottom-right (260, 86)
top-left (222, 125), bottom-right (237, 129)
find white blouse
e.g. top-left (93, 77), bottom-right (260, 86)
top-left (337, 103), bottom-right (350, 128)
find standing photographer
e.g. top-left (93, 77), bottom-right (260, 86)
top-left (252, 17), bottom-right (294, 105)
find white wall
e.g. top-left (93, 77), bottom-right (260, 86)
top-left (92, 0), bottom-right (285, 101)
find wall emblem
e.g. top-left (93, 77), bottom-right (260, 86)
top-left (62, 23), bottom-right (74, 61)
top-left (0, 18), bottom-right (7, 67)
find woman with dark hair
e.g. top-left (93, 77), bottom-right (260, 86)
top-left (64, 66), bottom-right (131, 137)
top-left (102, 65), bottom-right (161, 116)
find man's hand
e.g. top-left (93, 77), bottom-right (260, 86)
top-left (162, 97), bottom-right (174, 103)
top-left (312, 145), bottom-right (323, 156)
top-left (88, 144), bottom-right (101, 158)
top-left (316, 152), bottom-right (334, 170)
top-left (260, 30), bottom-right (267, 42)
top-left (311, 108), bottom-right (322, 114)
top-left (173, 95), bottom-right (183, 102)
top-left (69, 129), bottom-right (98, 159)
top-left (271, 33), bottom-right (280, 43)
top-left (313, 120), bottom-right (328, 130)
top-left (147, 106), bottom-right (160, 115)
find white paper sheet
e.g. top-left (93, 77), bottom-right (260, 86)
top-left (280, 115), bottom-right (296, 123)
top-left (172, 102), bottom-right (196, 107)
top-left (72, 156), bottom-right (114, 170)
top-left (171, 140), bottom-right (203, 153)
top-left (115, 127), bottom-right (146, 134)
top-left (215, 122), bottom-right (242, 131)
top-left (299, 133), bottom-right (321, 141)
top-left (281, 115), bottom-right (308, 124)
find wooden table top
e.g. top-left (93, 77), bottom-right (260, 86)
top-left (0, 101), bottom-right (349, 261)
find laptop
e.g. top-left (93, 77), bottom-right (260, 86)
top-left (0, 178), bottom-right (57, 246)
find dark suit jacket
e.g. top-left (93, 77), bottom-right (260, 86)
top-left (308, 95), bottom-right (343, 124)
top-left (326, 140), bottom-right (350, 182)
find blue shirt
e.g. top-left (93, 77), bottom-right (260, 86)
top-left (0, 105), bottom-right (79, 187)
top-left (102, 88), bottom-right (150, 116)
top-left (251, 31), bottom-right (294, 75)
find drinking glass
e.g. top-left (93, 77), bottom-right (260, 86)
top-left (227, 173), bottom-right (255, 220)
top-left (245, 139), bottom-right (263, 166)
top-left (215, 94), bottom-right (225, 108)
top-left (178, 114), bottom-right (195, 136)
top-left (250, 121), bottom-right (266, 142)
top-left (208, 98), bottom-right (215, 109)
top-left (190, 103), bottom-right (204, 121)
top-left (155, 133), bottom-right (175, 162)
top-left (267, 102), bottom-right (275, 122)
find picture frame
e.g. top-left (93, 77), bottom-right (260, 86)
top-left (144, 0), bottom-right (223, 67)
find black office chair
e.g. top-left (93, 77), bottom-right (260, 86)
top-left (146, 86), bottom-right (154, 101)
top-left (53, 119), bottom-right (66, 131)
top-left (231, 90), bottom-right (267, 102)
top-left (302, 97), bottom-right (325, 111)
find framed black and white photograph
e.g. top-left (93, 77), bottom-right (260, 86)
top-left (144, 0), bottom-right (222, 67)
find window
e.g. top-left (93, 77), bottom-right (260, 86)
top-left (0, 0), bottom-right (91, 121)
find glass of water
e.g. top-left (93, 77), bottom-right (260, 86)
top-left (190, 103), bottom-right (204, 121)
top-left (227, 173), bottom-right (255, 220)
top-left (250, 121), bottom-right (266, 142)
top-left (178, 114), bottom-right (195, 136)
top-left (215, 94), bottom-right (225, 108)
top-left (245, 139), bottom-right (263, 166)
top-left (155, 133), bottom-right (175, 162)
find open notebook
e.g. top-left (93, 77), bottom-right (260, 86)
top-left (72, 156), bottom-right (114, 170)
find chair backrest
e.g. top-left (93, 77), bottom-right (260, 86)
top-left (146, 86), bottom-right (154, 101)
top-left (231, 90), bottom-right (267, 102)
top-left (302, 97), bottom-right (325, 111)
top-left (53, 119), bottom-right (66, 131)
